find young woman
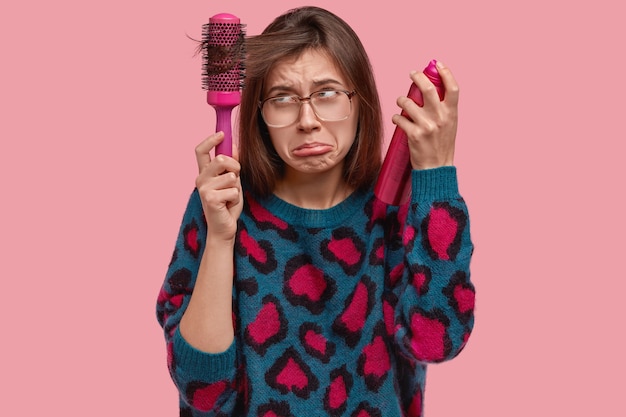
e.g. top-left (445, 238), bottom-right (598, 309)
top-left (157, 6), bottom-right (475, 416)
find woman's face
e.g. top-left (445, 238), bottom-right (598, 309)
top-left (262, 49), bottom-right (359, 179)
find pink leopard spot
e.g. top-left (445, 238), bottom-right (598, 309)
top-left (240, 229), bottom-right (267, 263)
top-left (427, 207), bottom-right (458, 261)
top-left (185, 226), bottom-right (198, 252)
top-left (328, 237), bottom-right (361, 266)
top-left (266, 348), bottom-right (318, 398)
top-left (454, 285), bottom-right (475, 313)
top-left (304, 330), bottom-right (327, 355)
top-left (410, 313), bottom-right (446, 361)
top-left (389, 264), bottom-right (404, 287)
top-left (157, 288), bottom-right (170, 304)
top-left (362, 336), bottom-right (390, 377)
top-left (290, 264), bottom-right (327, 302)
top-left (375, 244), bottom-right (384, 260)
top-left (403, 225), bottom-right (416, 246)
top-left (191, 381), bottom-right (228, 412)
top-left (328, 375), bottom-right (348, 409)
top-left (408, 389), bottom-right (422, 417)
top-left (413, 273), bottom-right (427, 293)
top-left (276, 358), bottom-right (308, 390)
top-left (169, 294), bottom-right (184, 308)
top-left (249, 198), bottom-right (289, 230)
top-left (341, 282), bottom-right (369, 332)
top-left (248, 302), bottom-right (280, 344)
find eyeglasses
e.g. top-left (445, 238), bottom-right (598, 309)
top-left (259, 89), bottom-right (357, 128)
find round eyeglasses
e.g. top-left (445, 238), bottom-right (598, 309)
top-left (259, 89), bottom-right (357, 128)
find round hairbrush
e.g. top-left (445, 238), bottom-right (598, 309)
top-left (201, 13), bottom-right (246, 156)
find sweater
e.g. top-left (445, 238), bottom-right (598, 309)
top-left (156, 167), bottom-right (475, 417)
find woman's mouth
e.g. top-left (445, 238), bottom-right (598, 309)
top-left (292, 143), bottom-right (333, 157)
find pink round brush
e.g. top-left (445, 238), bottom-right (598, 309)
top-left (201, 13), bottom-right (246, 156)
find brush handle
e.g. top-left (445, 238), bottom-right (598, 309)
top-left (208, 91), bottom-right (240, 157)
top-left (374, 60), bottom-right (445, 205)
top-left (214, 106), bottom-right (234, 156)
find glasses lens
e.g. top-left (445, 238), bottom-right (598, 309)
top-left (262, 96), bottom-right (298, 128)
top-left (261, 90), bottom-right (352, 127)
top-left (311, 91), bottom-right (351, 122)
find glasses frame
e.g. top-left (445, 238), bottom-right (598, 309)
top-left (259, 89), bottom-right (357, 128)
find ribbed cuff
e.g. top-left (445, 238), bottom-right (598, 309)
top-left (173, 327), bottom-right (237, 381)
top-left (411, 166), bottom-right (460, 202)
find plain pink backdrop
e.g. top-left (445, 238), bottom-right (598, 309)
top-left (1, 0), bottom-right (624, 415)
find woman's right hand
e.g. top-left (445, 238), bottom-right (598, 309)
top-left (194, 132), bottom-right (243, 243)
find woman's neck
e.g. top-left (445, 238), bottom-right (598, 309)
top-left (273, 167), bottom-right (353, 209)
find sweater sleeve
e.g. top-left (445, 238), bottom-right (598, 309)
top-left (156, 189), bottom-right (240, 415)
top-left (391, 167), bottom-right (475, 364)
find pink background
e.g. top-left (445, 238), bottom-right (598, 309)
top-left (1, 0), bottom-right (624, 415)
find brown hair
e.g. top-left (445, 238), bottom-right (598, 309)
top-left (238, 6), bottom-right (383, 197)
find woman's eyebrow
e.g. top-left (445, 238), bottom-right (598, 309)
top-left (265, 79), bottom-right (345, 96)
top-left (265, 85), bottom-right (296, 96)
top-left (310, 78), bottom-right (344, 88)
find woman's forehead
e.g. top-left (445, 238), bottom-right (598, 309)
top-left (264, 49), bottom-right (348, 92)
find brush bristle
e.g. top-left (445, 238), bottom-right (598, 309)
top-left (201, 20), bottom-right (246, 92)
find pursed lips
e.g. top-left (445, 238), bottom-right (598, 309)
top-left (292, 142), bottom-right (333, 156)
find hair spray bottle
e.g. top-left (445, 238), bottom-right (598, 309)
top-left (374, 60), bottom-right (445, 205)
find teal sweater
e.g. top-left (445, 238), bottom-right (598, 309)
top-left (157, 167), bottom-right (475, 416)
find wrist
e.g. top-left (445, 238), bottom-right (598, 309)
top-left (205, 235), bottom-right (236, 251)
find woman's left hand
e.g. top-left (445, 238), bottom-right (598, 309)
top-left (392, 61), bottom-right (459, 170)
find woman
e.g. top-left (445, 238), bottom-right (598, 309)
top-left (157, 6), bottom-right (475, 416)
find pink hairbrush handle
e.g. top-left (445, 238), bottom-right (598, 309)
top-left (208, 91), bottom-right (240, 156)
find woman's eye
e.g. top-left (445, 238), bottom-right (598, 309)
top-left (271, 96), bottom-right (296, 105)
top-left (315, 90), bottom-right (338, 99)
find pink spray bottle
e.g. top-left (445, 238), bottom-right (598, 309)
top-left (374, 60), bottom-right (445, 205)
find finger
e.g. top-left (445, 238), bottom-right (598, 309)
top-left (195, 132), bottom-right (225, 173)
top-left (392, 112), bottom-right (420, 136)
top-left (409, 71), bottom-right (441, 106)
top-left (196, 160), bottom-right (241, 190)
top-left (196, 171), bottom-right (240, 206)
top-left (211, 175), bottom-right (243, 210)
top-left (396, 94), bottom-right (423, 119)
top-left (396, 94), bottom-right (431, 130)
top-left (211, 154), bottom-right (241, 178)
top-left (435, 61), bottom-right (459, 106)
top-left (392, 103), bottom-right (438, 137)
top-left (227, 177), bottom-right (243, 209)
top-left (212, 170), bottom-right (240, 190)
top-left (201, 187), bottom-right (241, 213)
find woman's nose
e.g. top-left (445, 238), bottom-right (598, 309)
top-left (296, 101), bottom-right (321, 131)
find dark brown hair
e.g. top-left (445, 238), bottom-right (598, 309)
top-left (238, 6), bottom-right (383, 197)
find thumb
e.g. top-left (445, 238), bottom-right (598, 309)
top-left (195, 132), bottom-right (224, 174)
